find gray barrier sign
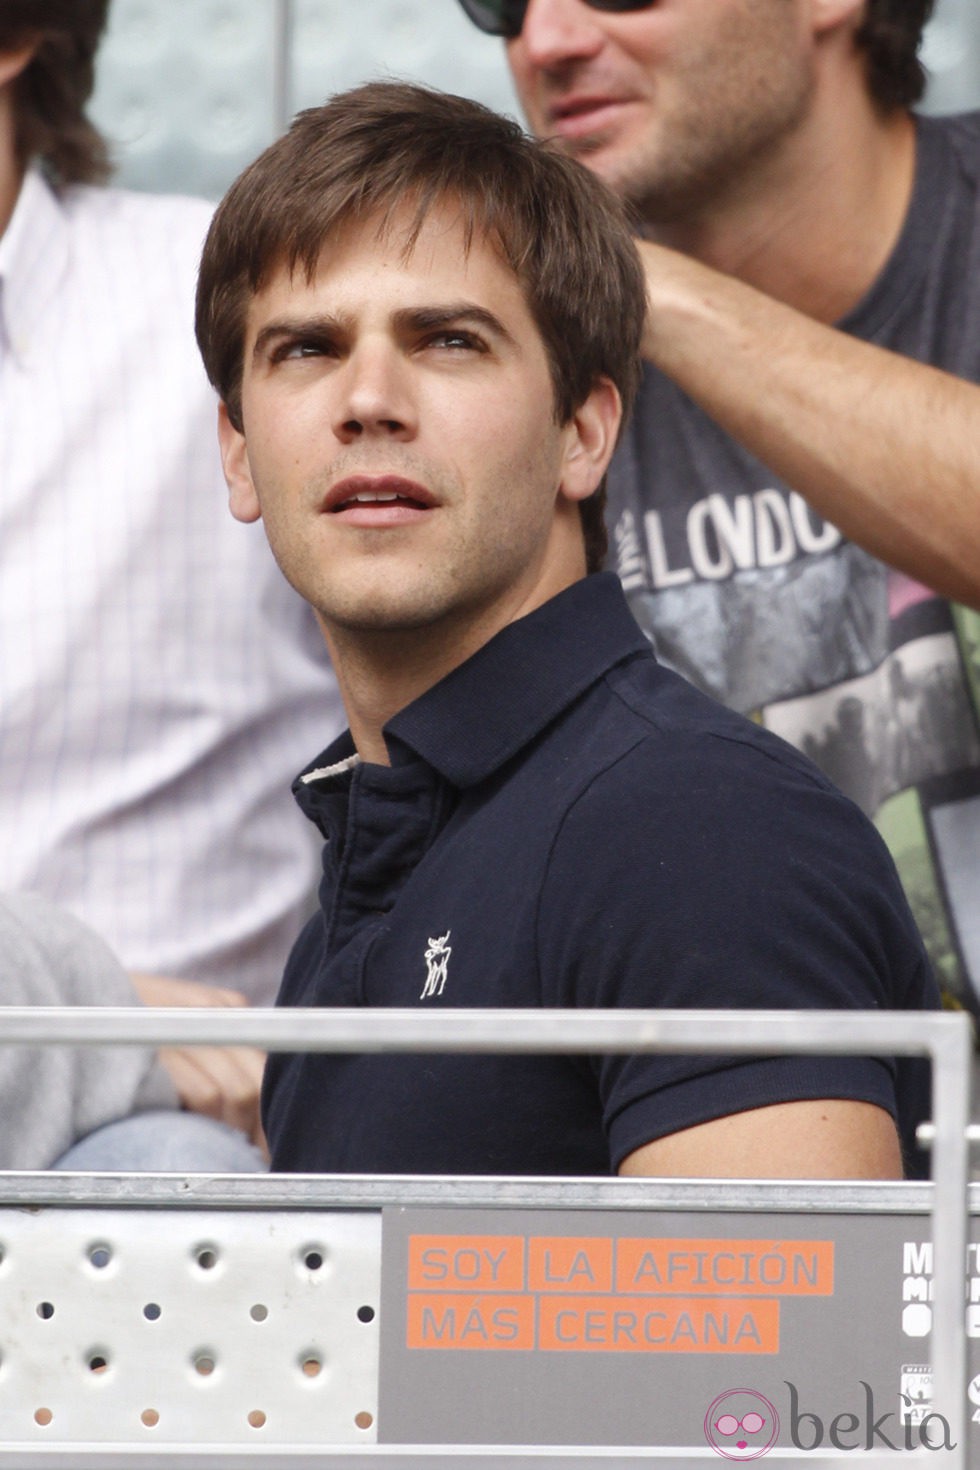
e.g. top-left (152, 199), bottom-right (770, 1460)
top-left (379, 1206), bottom-right (979, 1453)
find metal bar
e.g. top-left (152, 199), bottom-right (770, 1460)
top-left (0, 1007), bottom-right (970, 1466)
top-left (0, 1172), bottom-right (951, 1213)
top-left (0, 1006), bottom-right (962, 1053)
top-left (271, 0), bottom-right (292, 135)
top-left (927, 1015), bottom-right (971, 1454)
top-left (0, 1445), bottom-right (958, 1466)
top-left (918, 1122), bottom-right (980, 1144)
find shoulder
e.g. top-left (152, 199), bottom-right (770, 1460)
top-left (563, 654), bottom-right (848, 834)
top-left (930, 108), bottom-right (980, 144)
top-left (550, 656), bottom-right (888, 873)
top-left (538, 667), bottom-right (931, 1010)
top-left (916, 109), bottom-right (980, 186)
top-left (548, 696), bottom-right (872, 895)
top-left (58, 184), bottom-right (214, 273)
top-left (59, 183), bottom-right (214, 230)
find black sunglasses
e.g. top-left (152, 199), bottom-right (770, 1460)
top-left (458, 0), bottom-right (656, 40)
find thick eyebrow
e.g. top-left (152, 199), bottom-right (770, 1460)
top-left (392, 303), bottom-right (517, 346)
top-left (251, 314), bottom-right (345, 363)
top-left (250, 302), bottom-right (517, 363)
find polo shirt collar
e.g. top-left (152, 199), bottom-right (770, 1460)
top-left (0, 169), bottom-right (69, 366)
top-left (384, 572), bottom-right (649, 787)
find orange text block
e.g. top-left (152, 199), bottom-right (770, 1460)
top-left (408, 1235), bottom-right (526, 1293)
top-left (528, 1236), bottom-right (614, 1294)
top-left (538, 1295), bottom-right (779, 1353)
top-left (407, 1294), bottom-right (534, 1350)
top-left (616, 1239), bottom-right (834, 1296)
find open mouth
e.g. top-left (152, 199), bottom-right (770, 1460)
top-left (331, 488), bottom-right (430, 513)
top-left (325, 474), bottom-right (435, 513)
top-left (323, 476), bottom-right (436, 524)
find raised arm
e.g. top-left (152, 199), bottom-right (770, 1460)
top-left (638, 240), bottom-right (980, 609)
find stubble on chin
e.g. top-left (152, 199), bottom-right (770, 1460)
top-left (558, 45), bottom-right (815, 230)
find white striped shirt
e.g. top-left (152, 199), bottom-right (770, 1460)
top-left (0, 171), bottom-right (342, 1001)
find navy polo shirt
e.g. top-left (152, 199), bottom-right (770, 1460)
top-left (263, 574), bottom-right (937, 1177)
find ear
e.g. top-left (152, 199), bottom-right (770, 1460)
top-left (0, 40), bottom-right (39, 90)
top-left (217, 401), bottom-right (262, 524)
top-left (808, 0), bottom-right (864, 38)
top-left (557, 376), bottom-right (622, 505)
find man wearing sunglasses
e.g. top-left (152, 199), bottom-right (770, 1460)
top-left (460, 0), bottom-right (980, 1018)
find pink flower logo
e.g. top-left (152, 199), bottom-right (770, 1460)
top-left (704, 1389), bottom-right (780, 1460)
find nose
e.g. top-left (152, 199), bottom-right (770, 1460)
top-left (512, 0), bottom-right (605, 70)
top-left (333, 340), bottom-right (416, 443)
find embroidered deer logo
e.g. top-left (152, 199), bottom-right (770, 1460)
top-left (420, 930), bottom-right (452, 999)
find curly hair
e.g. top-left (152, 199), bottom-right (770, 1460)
top-left (857, 0), bottom-right (936, 111)
top-left (1, 0), bottom-right (111, 186)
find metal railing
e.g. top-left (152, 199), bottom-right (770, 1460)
top-left (0, 1005), bottom-right (972, 1468)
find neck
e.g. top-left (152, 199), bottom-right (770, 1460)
top-left (649, 84), bottom-right (916, 325)
top-left (0, 88), bottom-right (24, 239)
top-left (321, 622), bottom-right (480, 767)
top-left (324, 554), bottom-right (587, 766)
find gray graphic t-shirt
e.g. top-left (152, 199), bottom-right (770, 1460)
top-left (608, 111), bottom-right (980, 1011)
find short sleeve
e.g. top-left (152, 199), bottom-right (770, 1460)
top-left (536, 728), bottom-right (935, 1169)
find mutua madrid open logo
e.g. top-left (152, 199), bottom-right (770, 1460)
top-left (704, 1383), bottom-right (956, 1458)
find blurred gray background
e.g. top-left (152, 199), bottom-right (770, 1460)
top-left (88, 0), bottom-right (980, 200)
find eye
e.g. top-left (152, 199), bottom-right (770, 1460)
top-left (424, 329), bottom-right (485, 352)
top-left (272, 337), bottom-right (336, 363)
top-left (742, 1413), bottom-right (765, 1433)
top-left (715, 1416), bottom-right (740, 1436)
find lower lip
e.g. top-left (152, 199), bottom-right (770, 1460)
top-left (327, 501), bottom-right (433, 529)
top-left (550, 100), bottom-right (632, 141)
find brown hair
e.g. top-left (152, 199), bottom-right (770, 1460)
top-left (857, 0), bottom-right (935, 111)
top-left (1, 0), bottom-right (111, 186)
top-left (196, 81), bottom-right (646, 574)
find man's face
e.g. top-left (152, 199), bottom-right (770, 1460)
top-left (506, 0), bottom-right (817, 221)
top-left (220, 203), bottom-right (615, 649)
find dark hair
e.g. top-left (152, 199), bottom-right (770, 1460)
top-left (857, 0), bottom-right (935, 111)
top-left (1, 0), bottom-right (111, 186)
top-left (196, 82), bottom-right (646, 573)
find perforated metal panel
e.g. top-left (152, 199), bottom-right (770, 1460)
top-left (0, 1006), bottom-right (971, 1464)
top-left (0, 1209), bottom-right (381, 1446)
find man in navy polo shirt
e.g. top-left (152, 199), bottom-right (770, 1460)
top-left (195, 82), bottom-right (938, 1181)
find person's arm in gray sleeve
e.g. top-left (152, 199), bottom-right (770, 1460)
top-left (0, 893), bottom-right (177, 1169)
